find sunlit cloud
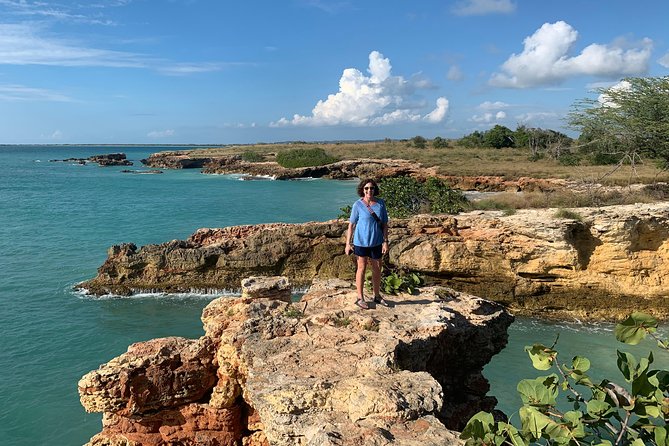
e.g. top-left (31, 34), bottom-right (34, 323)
top-left (447, 65), bottom-right (464, 81)
top-left (470, 111), bottom-right (506, 123)
top-left (478, 101), bottom-right (510, 111)
top-left (490, 21), bottom-right (652, 88)
top-left (271, 51), bottom-right (449, 127)
top-left (452, 0), bottom-right (516, 16)
top-left (0, 0), bottom-right (117, 25)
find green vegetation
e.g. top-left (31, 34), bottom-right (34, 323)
top-left (462, 312), bottom-right (669, 446)
top-left (366, 267), bottom-right (424, 295)
top-left (283, 306), bottom-right (304, 319)
top-left (275, 147), bottom-right (339, 168)
top-left (380, 176), bottom-right (468, 218)
top-left (554, 208), bottom-right (583, 221)
top-left (337, 204), bottom-right (352, 220)
top-left (333, 316), bottom-right (351, 327)
top-left (569, 76), bottom-right (669, 170)
top-left (410, 135), bottom-right (428, 149)
top-left (432, 136), bottom-right (450, 149)
top-left (241, 150), bottom-right (264, 162)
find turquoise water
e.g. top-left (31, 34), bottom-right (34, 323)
top-left (0, 146), bottom-right (666, 445)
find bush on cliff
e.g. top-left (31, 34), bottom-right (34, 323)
top-left (462, 312), bottom-right (669, 446)
top-left (379, 176), bottom-right (468, 218)
top-left (276, 147), bottom-right (339, 168)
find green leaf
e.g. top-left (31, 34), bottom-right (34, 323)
top-left (572, 356), bottom-right (591, 372)
top-left (617, 350), bottom-right (638, 382)
top-left (654, 426), bottom-right (668, 446)
top-left (460, 411), bottom-right (495, 440)
top-left (586, 399), bottom-right (611, 418)
top-left (517, 375), bottom-right (558, 406)
top-left (519, 406), bottom-right (551, 439)
top-left (615, 312), bottom-right (657, 345)
top-left (525, 344), bottom-right (556, 370)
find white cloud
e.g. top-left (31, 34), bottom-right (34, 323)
top-left (0, 83), bottom-right (72, 101)
top-left (470, 112), bottom-right (506, 123)
top-left (452, 0), bottom-right (516, 16)
top-left (597, 80), bottom-right (631, 107)
top-left (0, 23), bottom-right (234, 75)
top-left (490, 21), bottom-right (652, 88)
top-left (478, 101), bottom-right (509, 111)
top-left (50, 130), bottom-right (63, 140)
top-left (659, 52), bottom-right (669, 68)
top-left (424, 97), bottom-right (449, 123)
top-left (447, 65), bottom-right (464, 81)
top-left (147, 129), bottom-right (175, 138)
top-left (271, 51), bottom-right (449, 127)
top-left (515, 112), bottom-right (559, 124)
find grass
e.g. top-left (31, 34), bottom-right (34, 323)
top-left (284, 306), bottom-right (304, 319)
top-left (468, 186), bottom-right (669, 211)
top-left (553, 208), bottom-right (583, 220)
top-left (185, 141), bottom-right (669, 186)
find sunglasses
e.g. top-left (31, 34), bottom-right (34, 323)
top-left (364, 187), bottom-right (374, 190)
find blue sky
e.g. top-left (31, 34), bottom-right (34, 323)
top-left (1, 0), bottom-right (668, 144)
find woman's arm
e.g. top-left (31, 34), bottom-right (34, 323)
top-left (381, 223), bottom-right (389, 254)
top-left (345, 222), bottom-right (355, 255)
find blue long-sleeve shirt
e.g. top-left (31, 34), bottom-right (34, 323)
top-left (349, 198), bottom-right (388, 247)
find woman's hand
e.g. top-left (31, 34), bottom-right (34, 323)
top-left (345, 243), bottom-right (352, 255)
top-left (382, 241), bottom-right (388, 255)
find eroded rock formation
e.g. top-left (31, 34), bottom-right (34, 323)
top-left (79, 277), bottom-right (512, 445)
top-left (50, 153), bottom-right (133, 166)
top-left (78, 203), bottom-right (669, 320)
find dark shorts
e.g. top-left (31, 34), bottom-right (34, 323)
top-left (354, 244), bottom-right (383, 259)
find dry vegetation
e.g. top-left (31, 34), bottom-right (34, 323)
top-left (189, 140), bottom-right (669, 186)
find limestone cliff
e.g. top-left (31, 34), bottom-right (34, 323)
top-left (79, 277), bottom-right (513, 445)
top-left (78, 203), bottom-right (669, 320)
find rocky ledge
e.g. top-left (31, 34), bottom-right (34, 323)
top-left (79, 277), bottom-right (513, 445)
top-left (78, 203), bottom-right (669, 320)
top-left (141, 151), bottom-right (563, 191)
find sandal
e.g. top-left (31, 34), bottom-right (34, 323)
top-left (355, 298), bottom-right (369, 310)
top-left (374, 296), bottom-right (391, 307)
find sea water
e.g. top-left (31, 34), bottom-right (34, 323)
top-left (0, 146), bottom-right (666, 445)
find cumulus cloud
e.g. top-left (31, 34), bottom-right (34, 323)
top-left (659, 52), bottom-right (669, 68)
top-left (147, 129), bottom-right (175, 138)
top-left (597, 80), bottom-right (631, 107)
top-left (452, 0), bottom-right (516, 16)
top-left (271, 51), bottom-right (449, 127)
top-left (490, 21), bottom-right (652, 88)
top-left (515, 112), bottom-right (560, 124)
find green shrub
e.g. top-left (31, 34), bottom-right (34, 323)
top-left (553, 208), bottom-right (582, 220)
top-left (557, 153), bottom-right (581, 166)
top-left (366, 267), bottom-right (424, 295)
top-left (276, 147), bottom-right (339, 168)
top-left (337, 205), bottom-right (352, 220)
top-left (241, 151), bottom-right (263, 162)
top-left (461, 312), bottom-right (669, 446)
top-left (380, 176), bottom-right (468, 218)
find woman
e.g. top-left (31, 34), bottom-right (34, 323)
top-left (345, 179), bottom-right (390, 309)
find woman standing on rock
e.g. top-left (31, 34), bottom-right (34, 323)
top-left (345, 179), bottom-right (390, 309)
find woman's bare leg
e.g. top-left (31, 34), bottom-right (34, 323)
top-left (356, 256), bottom-right (368, 300)
top-left (370, 258), bottom-right (381, 297)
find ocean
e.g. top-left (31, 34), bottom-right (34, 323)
top-left (0, 145), bottom-right (666, 445)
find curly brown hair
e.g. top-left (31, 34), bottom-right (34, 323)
top-left (356, 179), bottom-right (380, 197)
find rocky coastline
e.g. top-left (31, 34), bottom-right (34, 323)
top-left (78, 203), bottom-right (669, 321)
top-left (79, 276), bottom-right (513, 445)
top-left (141, 151), bottom-right (565, 191)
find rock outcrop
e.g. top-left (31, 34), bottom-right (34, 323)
top-left (79, 277), bottom-right (513, 445)
top-left (141, 151), bottom-right (565, 191)
top-left (50, 153), bottom-right (133, 166)
top-left (78, 203), bottom-right (669, 320)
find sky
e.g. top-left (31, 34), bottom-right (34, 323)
top-left (1, 0), bottom-right (668, 145)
